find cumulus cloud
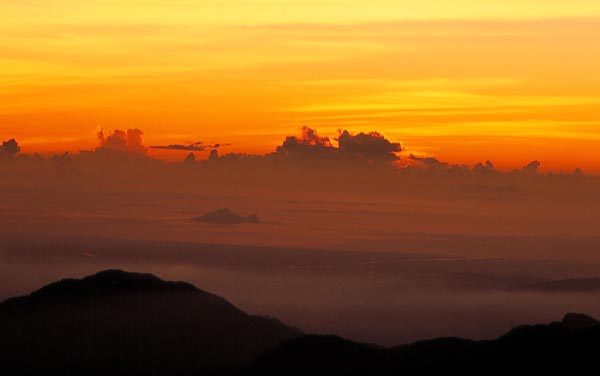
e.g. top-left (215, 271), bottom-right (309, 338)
top-left (0, 139), bottom-right (20, 157)
top-left (299, 126), bottom-right (333, 147)
top-left (337, 130), bottom-right (401, 163)
top-left (275, 126), bottom-right (335, 158)
top-left (96, 129), bottom-right (146, 155)
top-left (277, 126), bottom-right (333, 150)
top-left (273, 126), bottom-right (401, 166)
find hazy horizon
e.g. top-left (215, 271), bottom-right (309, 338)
top-left (3, 127), bottom-right (600, 345)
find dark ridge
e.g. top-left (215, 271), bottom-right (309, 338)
top-left (250, 335), bottom-right (389, 374)
top-left (2, 269), bottom-right (198, 306)
top-left (0, 270), bottom-right (301, 374)
top-left (561, 312), bottom-right (600, 331)
top-left (247, 313), bottom-right (600, 375)
top-left (192, 208), bottom-right (260, 224)
top-left (500, 312), bottom-right (599, 341)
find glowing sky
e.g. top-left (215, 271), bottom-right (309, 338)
top-left (1, 1), bottom-right (600, 170)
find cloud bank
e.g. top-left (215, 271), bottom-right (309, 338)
top-left (0, 126), bottom-right (590, 190)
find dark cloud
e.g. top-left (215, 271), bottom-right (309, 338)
top-left (409, 154), bottom-right (448, 169)
top-left (409, 156), bottom-right (499, 176)
top-left (573, 168), bottom-right (585, 178)
top-left (474, 160), bottom-right (497, 174)
top-left (276, 126), bottom-right (333, 154)
top-left (1, 139), bottom-right (21, 157)
top-left (96, 129), bottom-right (146, 155)
top-left (274, 126), bottom-right (336, 163)
top-left (523, 160), bottom-right (541, 173)
top-left (183, 152), bottom-right (196, 164)
top-left (273, 126), bottom-right (401, 166)
top-left (207, 143), bottom-right (231, 149)
top-left (151, 144), bottom-right (205, 151)
top-left (150, 141), bottom-right (229, 152)
top-left (337, 130), bottom-right (401, 163)
top-left (299, 126), bottom-right (333, 148)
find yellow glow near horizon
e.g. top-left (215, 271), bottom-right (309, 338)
top-left (1, 1), bottom-right (600, 171)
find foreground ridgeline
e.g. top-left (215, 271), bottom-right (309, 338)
top-left (2, 270), bottom-right (600, 375)
top-left (0, 270), bottom-right (299, 374)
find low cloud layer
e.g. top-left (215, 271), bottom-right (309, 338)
top-left (0, 126), bottom-right (590, 187)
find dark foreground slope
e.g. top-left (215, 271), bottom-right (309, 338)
top-left (3, 270), bottom-right (600, 375)
top-left (247, 312), bottom-right (600, 375)
top-left (0, 270), bottom-right (300, 374)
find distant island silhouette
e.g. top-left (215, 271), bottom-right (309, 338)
top-left (2, 270), bottom-right (600, 374)
top-left (192, 208), bottom-right (260, 224)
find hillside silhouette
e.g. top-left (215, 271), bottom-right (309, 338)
top-left (3, 270), bottom-right (600, 375)
top-left (192, 208), bottom-right (260, 224)
top-left (0, 270), bottom-right (300, 374)
top-left (247, 312), bottom-right (600, 375)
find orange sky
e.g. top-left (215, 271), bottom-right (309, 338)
top-left (1, 1), bottom-right (600, 171)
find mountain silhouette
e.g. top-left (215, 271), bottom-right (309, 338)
top-left (247, 312), bottom-right (600, 375)
top-left (0, 270), bottom-right (300, 374)
top-left (192, 208), bottom-right (260, 224)
top-left (3, 270), bottom-right (600, 375)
